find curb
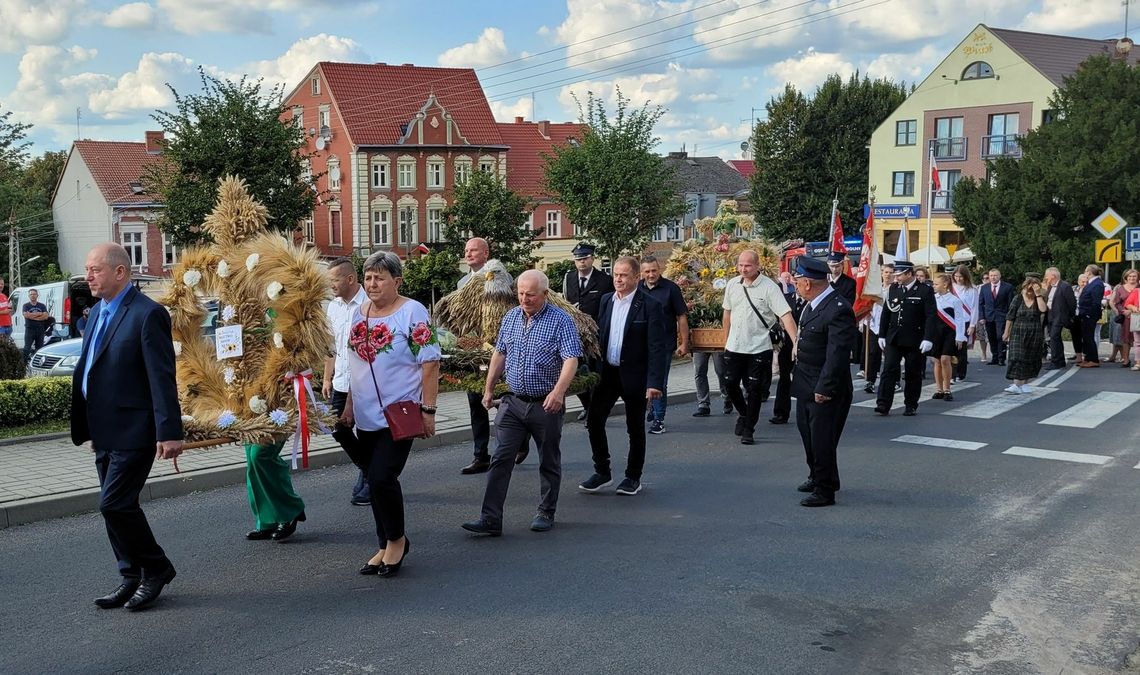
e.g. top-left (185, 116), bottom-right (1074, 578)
top-left (0, 391), bottom-right (698, 530)
top-left (0, 432), bottom-right (69, 448)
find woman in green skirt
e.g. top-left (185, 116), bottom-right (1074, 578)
top-left (244, 438), bottom-right (306, 541)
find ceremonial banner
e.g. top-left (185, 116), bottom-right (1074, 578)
top-left (854, 208), bottom-right (881, 319)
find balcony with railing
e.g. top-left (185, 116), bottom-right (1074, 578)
top-left (931, 190), bottom-right (954, 212)
top-left (928, 137), bottom-right (967, 161)
top-left (980, 134), bottom-right (1023, 159)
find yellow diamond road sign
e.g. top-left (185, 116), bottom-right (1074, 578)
top-left (1092, 207), bottom-right (1126, 238)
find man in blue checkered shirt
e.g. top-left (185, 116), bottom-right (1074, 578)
top-left (462, 269), bottom-right (582, 535)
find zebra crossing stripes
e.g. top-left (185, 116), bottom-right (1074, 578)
top-left (941, 386), bottom-right (1055, 419)
top-left (1002, 446), bottom-right (1113, 465)
top-left (1038, 392), bottom-right (1140, 429)
top-left (853, 381), bottom-right (980, 409)
top-left (892, 435), bottom-right (987, 451)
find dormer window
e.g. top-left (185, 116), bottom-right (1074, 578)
top-left (962, 61), bottom-right (994, 80)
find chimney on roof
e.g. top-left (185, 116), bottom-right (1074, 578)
top-left (514, 116), bottom-right (525, 124)
top-left (668, 151), bottom-right (687, 159)
top-left (144, 131), bottom-right (164, 154)
top-left (1115, 37), bottom-right (1134, 59)
top-left (537, 120), bottom-right (549, 138)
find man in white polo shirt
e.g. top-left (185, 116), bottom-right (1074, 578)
top-left (722, 250), bottom-right (798, 445)
top-left (322, 257), bottom-right (370, 505)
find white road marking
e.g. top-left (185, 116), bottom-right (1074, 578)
top-left (855, 381), bottom-right (980, 409)
top-left (1134, 461), bottom-right (1140, 470)
top-left (892, 434), bottom-right (987, 450)
top-left (1029, 368), bottom-right (1064, 387)
top-left (1049, 366), bottom-right (1080, 389)
top-left (1038, 391), bottom-right (1140, 428)
top-left (941, 386), bottom-right (1055, 419)
top-left (1003, 446), bottom-right (1112, 465)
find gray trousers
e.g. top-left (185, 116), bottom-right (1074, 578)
top-left (480, 394), bottom-right (564, 525)
top-left (693, 351), bottom-right (728, 407)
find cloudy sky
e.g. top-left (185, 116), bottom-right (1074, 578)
top-left (0, 0), bottom-right (1125, 160)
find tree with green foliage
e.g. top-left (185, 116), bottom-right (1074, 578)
top-left (145, 69), bottom-right (316, 247)
top-left (0, 105), bottom-right (65, 285)
top-left (400, 250), bottom-right (463, 309)
top-left (750, 73), bottom-right (909, 243)
top-left (543, 89), bottom-right (688, 261)
top-left (954, 55), bottom-right (1140, 282)
top-left (441, 169), bottom-right (542, 273)
top-left (0, 109), bottom-right (32, 182)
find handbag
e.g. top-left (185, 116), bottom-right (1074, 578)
top-left (368, 358), bottom-right (425, 442)
top-left (1131, 313), bottom-right (1140, 332)
top-left (741, 282), bottom-right (784, 348)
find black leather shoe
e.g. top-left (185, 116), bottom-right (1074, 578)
top-left (94, 580), bottom-right (140, 609)
top-left (359, 559), bottom-right (383, 575)
top-left (863, 382), bottom-right (875, 394)
top-left (903, 406), bottom-right (917, 416)
top-left (515, 449), bottom-right (528, 465)
top-left (740, 431), bottom-right (755, 445)
top-left (692, 407), bottom-right (711, 417)
top-left (796, 480), bottom-right (817, 493)
top-left (378, 539), bottom-right (410, 578)
top-left (245, 527), bottom-right (276, 540)
top-left (350, 496), bottom-right (371, 506)
top-left (271, 512), bottom-right (306, 542)
top-left (768, 415), bottom-right (788, 425)
top-left (124, 567), bottom-right (176, 611)
top-left (461, 457), bottom-right (490, 474)
top-left (722, 400), bottom-right (734, 415)
top-left (800, 492), bottom-right (836, 507)
top-left (734, 417), bottom-right (746, 436)
top-left (461, 518), bottom-right (502, 536)
top-left (873, 405), bottom-right (889, 416)
top-left (943, 392), bottom-right (954, 401)
top-left (932, 391), bottom-right (944, 400)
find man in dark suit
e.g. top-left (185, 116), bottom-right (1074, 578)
top-left (978, 267), bottom-right (1013, 365)
top-left (1077, 264), bottom-right (1106, 367)
top-left (791, 257), bottom-right (857, 507)
top-left (563, 243), bottom-right (613, 420)
top-left (578, 256), bottom-right (666, 497)
top-left (875, 260), bottom-right (937, 416)
top-left (826, 252), bottom-right (857, 304)
top-left (770, 273), bottom-right (804, 425)
top-left (1044, 266), bottom-right (1076, 370)
top-left (72, 243), bottom-right (183, 612)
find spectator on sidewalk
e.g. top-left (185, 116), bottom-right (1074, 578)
top-left (1077, 265), bottom-right (1106, 367)
top-left (1043, 267), bottom-right (1076, 370)
top-left (1108, 269), bottom-right (1137, 367)
top-left (21, 288), bottom-right (51, 361)
top-left (1124, 282), bottom-right (1140, 371)
top-left (692, 350), bottom-right (732, 416)
top-left (979, 268), bottom-right (1013, 366)
top-left (639, 254), bottom-right (688, 435)
top-left (0, 276), bottom-right (12, 338)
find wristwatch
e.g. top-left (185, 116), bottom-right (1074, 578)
top-left (421, 405), bottom-right (437, 415)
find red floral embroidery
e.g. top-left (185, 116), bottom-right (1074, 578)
top-left (349, 320), bottom-right (394, 363)
top-left (408, 321), bottom-right (438, 356)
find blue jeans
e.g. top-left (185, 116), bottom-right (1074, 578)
top-left (0, 326), bottom-right (12, 337)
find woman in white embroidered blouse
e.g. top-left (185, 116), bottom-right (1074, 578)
top-left (342, 252), bottom-right (440, 578)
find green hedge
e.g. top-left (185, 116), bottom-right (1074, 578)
top-left (0, 377), bottom-right (72, 428)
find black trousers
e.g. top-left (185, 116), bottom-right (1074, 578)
top-left (877, 343), bottom-right (925, 409)
top-left (95, 447), bottom-right (171, 580)
top-left (22, 328), bottom-right (45, 361)
top-left (1080, 314), bottom-right (1100, 362)
top-left (796, 391), bottom-right (851, 494)
top-left (864, 331), bottom-right (883, 385)
top-left (985, 319), bottom-right (1006, 363)
top-left (330, 390), bottom-right (370, 499)
top-left (955, 322), bottom-right (970, 379)
top-left (1070, 316), bottom-right (1083, 358)
top-left (772, 339), bottom-right (794, 420)
top-left (1048, 321), bottom-right (1067, 368)
top-left (723, 349), bottom-right (774, 433)
top-left (467, 392), bottom-right (490, 459)
top-left (587, 364), bottom-right (648, 480)
top-left (356, 428), bottom-right (414, 547)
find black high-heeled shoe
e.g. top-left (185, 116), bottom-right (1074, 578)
top-left (377, 538), bottom-right (411, 578)
top-left (271, 511), bottom-right (306, 541)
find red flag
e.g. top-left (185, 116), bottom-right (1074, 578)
top-left (415, 243), bottom-right (430, 255)
top-left (931, 156), bottom-right (941, 192)
top-left (829, 206), bottom-right (847, 255)
top-left (853, 208), bottom-right (881, 320)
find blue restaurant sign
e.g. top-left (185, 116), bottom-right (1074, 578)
top-left (805, 237), bottom-right (863, 258)
top-left (862, 203), bottom-right (921, 219)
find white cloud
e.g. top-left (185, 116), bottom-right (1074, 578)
top-left (155, 0), bottom-right (270, 34)
top-left (0, 0), bottom-right (83, 53)
top-left (490, 96), bottom-right (533, 122)
top-left (765, 49), bottom-right (856, 93)
top-left (865, 46), bottom-right (942, 85)
top-left (553, 0), bottom-right (695, 71)
top-left (691, 0), bottom-right (818, 63)
top-left (1020, 0), bottom-right (1120, 32)
top-left (438, 27), bottom-right (511, 68)
top-left (102, 2), bottom-right (156, 29)
top-left (86, 52), bottom-right (197, 118)
top-left (558, 62), bottom-right (722, 114)
top-left (243, 34), bottom-right (369, 89)
top-left (7, 46), bottom-right (99, 124)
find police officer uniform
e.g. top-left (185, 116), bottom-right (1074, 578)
top-left (875, 260), bottom-right (938, 416)
top-left (562, 243), bottom-right (613, 419)
top-left (791, 257), bottom-right (857, 507)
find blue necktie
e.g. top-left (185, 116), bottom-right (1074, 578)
top-left (82, 306), bottom-right (112, 398)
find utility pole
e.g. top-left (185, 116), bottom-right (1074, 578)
top-left (7, 210), bottom-right (21, 289)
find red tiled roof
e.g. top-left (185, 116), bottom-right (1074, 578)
top-left (319, 62), bottom-right (504, 147)
top-left (73, 141), bottom-right (161, 206)
top-left (727, 159), bottom-right (756, 179)
top-left (496, 120), bottom-right (583, 198)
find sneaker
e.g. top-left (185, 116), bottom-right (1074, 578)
top-left (1018, 384), bottom-right (1032, 394)
top-left (530, 513), bottom-right (554, 532)
top-left (740, 431), bottom-right (755, 445)
top-left (692, 407), bottom-right (711, 417)
top-left (863, 382), bottom-right (875, 394)
top-left (578, 473), bottom-right (613, 493)
top-left (856, 370), bottom-right (865, 379)
top-left (350, 496), bottom-right (371, 506)
top-left (616, 478), bottom-right (642, 495)
top-left (1004, 384), bottom-right (1021, 394)
top-left (648, 420), bottom-right (665, 435)
top-left (645, 411), bottom-right (654, 423)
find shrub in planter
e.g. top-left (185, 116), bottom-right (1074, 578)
top-left (0, 377), bottom-right (72, 427)
top-left (0, 335), bottom-right (25, 380)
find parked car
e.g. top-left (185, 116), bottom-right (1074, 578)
top-left (24, 301), bottom-right (218, 378)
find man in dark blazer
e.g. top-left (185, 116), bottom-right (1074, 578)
top-left (791, 257), bottom-right (857, 507)
top-left (826, 252), bottom-right (857, 304)
top-left (563, 243), bottom-right (613, 420)
top-left (1077, 264), bottom-right (1106, 367)
top-left (875, 260), bottom-right (938, 416)
top-left (578, 256), bottom-right (666, 497)
top-left (978, 267), bottom-right (1014, 365)
top-left (1044, 266), bottom-right (1076, 370)
top-left (72, 243), bottom-right (183, 612)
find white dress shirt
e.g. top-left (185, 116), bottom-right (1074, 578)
top-left (326, 285), bottom-right (368, 393)
top-left (606, 291), bottom-right (635, 366)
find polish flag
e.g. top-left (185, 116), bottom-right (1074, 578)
top-left (931, 154), bottom-right (941, 193)
top-left (829, 202), bottom-right (847, 255)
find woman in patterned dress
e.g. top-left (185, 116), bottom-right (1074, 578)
top-left (1001, 278), bottom-right (1048, 394)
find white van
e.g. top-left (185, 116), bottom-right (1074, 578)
top-left (7, 277), bottom-right (95, 351)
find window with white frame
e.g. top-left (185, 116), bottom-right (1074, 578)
top-left (371, 161), bottom-right (389, 189)
top-left (427, 160), bottom-right (444, 189)
top-left (454, 158), bottom-right (472, 185)
top-left (121, 228), bottom-right (145, 268)
top-left (545, 210), bottom-right (562, 238)
top-left (479, 159), bottom-right (495, 174)
top-left (162, 234), bottom-right (178, 267)
top-left (327, 156), bottom-right (341, 190)
top-left (329, 209), bottom-right (342, 247)
top-left (311, 76), bottom-right (320, 96)
top-left (397, 159), bottom-right (416, 189)
top-left (292, 107), bottom-right (303, 130)
top-left (573, 219), bottom-right (584, 237)
top-left (300, 159), bottom-right (312, 185)
top-left (303, 215), bottom-right (314, 243)
top-left (372, 209), bottom-right (391, 245)
top-left (318, 105), bottom-right (330, 134)
top-left (427, 208), bottom-right (444, 242)
top-left (525, 212), bottom-right (534, 232)
top-left (398, 207), bottom-right (418, 244)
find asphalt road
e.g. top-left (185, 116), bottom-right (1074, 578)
top-left (3, 360), bottom-right (1139, 674)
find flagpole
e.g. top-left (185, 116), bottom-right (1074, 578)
top-left (828, 188), bottom-right (839, 255)
top-left (926, 146), bottom-right (935, 268)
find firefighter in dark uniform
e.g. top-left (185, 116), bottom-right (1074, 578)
top-left (826, 251), bottom-right (857, 304)
top-left (791, 256), bottom-right (857, 507)
top-left (769, 273), bottom-right (804, 425)
top-left (563, 243), bottom-right (613, 420)
top-left (875, 260), bottom-right (937, 417)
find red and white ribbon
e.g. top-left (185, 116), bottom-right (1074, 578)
top-left (283, 369), bottom-right (330, 470)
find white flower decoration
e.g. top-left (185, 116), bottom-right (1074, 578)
top-left (712, 278), bottom-right (728, 290)
top-left (248, 396), bottom-right (268, 414)
top-left (216, 259), bottom-right (229, 278)
top-left (245, 253), bottom-right (260, 271)
top-left (273, 332), bottom-right (284, 349)
top-left (172, 341), bottom-right (182, 356)
top-left (180, 414), bottom-right (195, 424)
top-left (269, 409), bottom-right (289, 426)
top-left (266, 281), bottom-right (284, 300)
top-left (221, 305), bottom-right (236, 322)
top-left (223, 367), bottom-right (235, 384)
top-left (182, 269), bottom-right (202, 288)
